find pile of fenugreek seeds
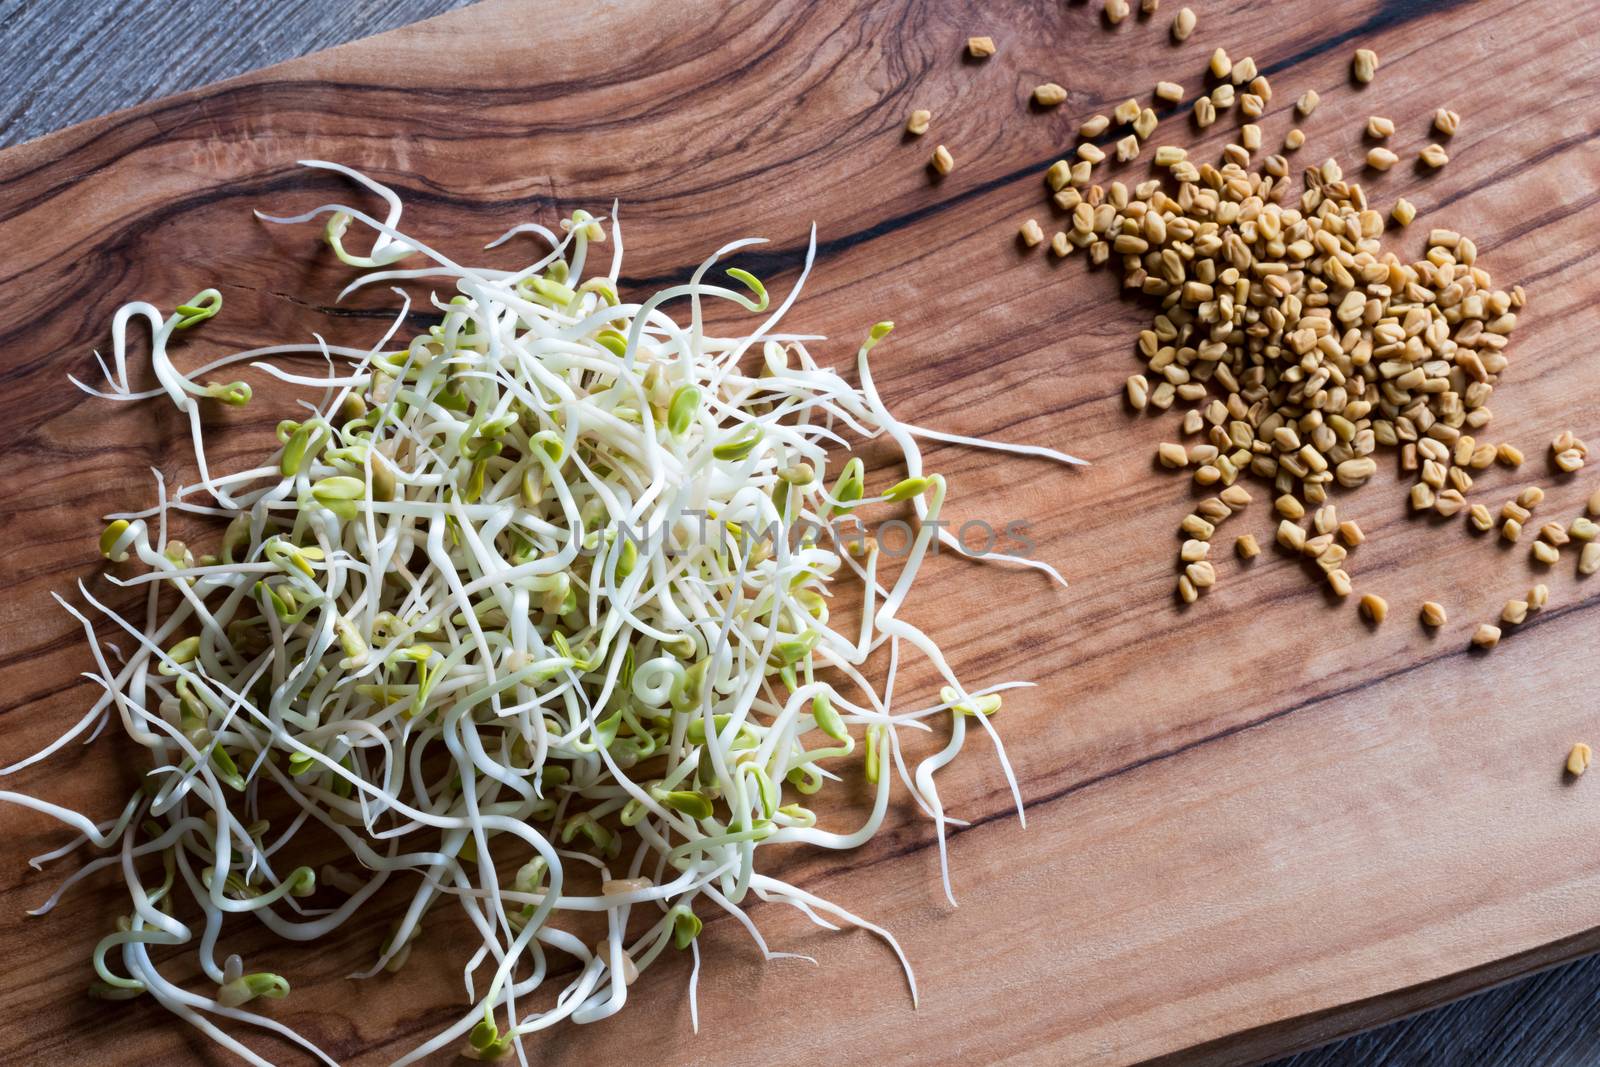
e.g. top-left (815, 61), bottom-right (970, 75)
top-left (907, 4), bottom-right (1597, 665)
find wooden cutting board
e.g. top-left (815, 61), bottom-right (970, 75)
top-left (2, 0), bottom-right (1598, 1063)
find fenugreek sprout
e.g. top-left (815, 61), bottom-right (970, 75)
top-left (4, 162), bottom-right (1080, 1065)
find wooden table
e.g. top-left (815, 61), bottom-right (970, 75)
top-left (3, 1), bottom-right (1599, 1064)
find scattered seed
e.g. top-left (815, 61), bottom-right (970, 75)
top-left (1284, 128), bottom-right (1306, 151)
top-left (1239, 93), bottom-right (1264, 118)
top-left (1296, 89), bottom-right (1320, 117)
top-left (1472, 623), bottom-right (1502, 649)
top-left (1419, 143), bottom-right (1449, 168)
top-left (906, 110), bottom-right (931, 136)
top-left (1555, 448), bottom-right (1586, 473)
top-left (1182, 514), bottom-right (1216, 539)
top-left (1527, 583), bottom-right (1549, 610)
top-left (1034, 83), bottom-right (1068, 107)
top-left (1211, 84), bottom-right (1236, 109)
top-left (1568, 743), bottom-right (1592, 777)
top-left (1241, 123), bottom-right (1262, 151)
top-left (1468, 504), bottom-right (1494, 532)
top-left (1581, 542), bottom-right (1600, 575)
top-left (1434, 488), bottom-right (1466, 516)
top-left (1336, 457), bottom-right (1378, 487)
top-left (1502, 598), bottom-right (1528, 625)
top-left (1154, 145), bottom-right (1187, 166)
top-left (1498, 443), bottom-right (1525, 467)
top-left (1186, 560), bottom-right (1217, 587)
top-left (1209, 48), bottom-right (1232, 79)
top-left (1177, 573), bottom-right (1198, 603)
top-left (1081, 114), bottom-right (1111, 137)
top-left (1366, 116), bottom-right (1395, 139)
top-left (1277, 519), bottom-right (1306, 551)
top-left (1133, 107), bottom-right (1158, 139)
top-left (1078, 142), bottom-right (1107, 164)
top-left (1019, 219), bottom-right (1045, 247)
top-left (1158, 442), bottom-right (1189, 468)
top-left (1181, 538), bottom-right (1210, 562)
top-left (1231, 56), bottom-right (1257, 85)
top-left (1172, 6), bottom-right (1196, 41)
top-left (1420, 601), bottom-right (1447, 627)
top-left (1571, 517), bottom-right (1598, 542)
top-left (1503, 501), bottom-right (1530, 525)
top-left (1156, 81), bottom-right (1185, 103)
top-left (1050, 231), bottom-right (1071, 257)
top-left (931, 144), bottom-right (954, 175)
top-left (1352, 48), bottom-right (1379, 84)
top-left (1313, 505), bottom-right (1338, 536)
top-left (1411, 483), bottom-right (1436, 510)
top-left (1116, 135), bottom-right (1141, 162)
top-left (1391, 197), bottom-right (1416, 226)
top-left (1142, 0), bottom-right (1161, 12)
top-left (1502, 518), bottom-right (1523, 542)
top-left (1433, 108), bottom-right (1461, 136)
top-left (1275, 494), bottom-right (1306, 520)
top-left (1104, 0), bottom-right (1131, 24)
top-left (1367, 147), bottom-right (1399, 171)
top-left (1194, 97), bottom-right (1216, 127)
top-left (1532, 541), bottom-right (1560, 566)
top-left (1327, 569), bottom-right (1352, 597)
top-left (1221, 485), bottom-right (1253, 508)
top-left (1338, 520), bottom-right (1365, 546)
top-left (1589, 487), bottom-right (1600, 516)
top-left (1540, 522), bottom-right (1570, 546)
top-left (1517, 486), bottom-right (1545, 509)
top-left (1114, 98), bottom-right (1141, 125)
top-left (1126, 374), bottom-right (1150, 410)
top-left (1236, 534), bottom-right (1260, 559)
top-left (1359, 592), bottom-right (1387, 622)
top-left (967, 36), bottom-right (996, 58)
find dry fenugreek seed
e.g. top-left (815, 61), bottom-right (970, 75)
top-left (1296, 89), bottom-right (1319, 116)
top-left (1581, 542), bottom-right (1600, 575)
top-left (1241, 123), bottom-right (1261, 150)
top-left (1277, 519), bottom-right (1306, 551)
top-left (1568, 743), bottom-right (1593, 776)
top-left (1177, 574), bottom-right (1198, 603)
top-left (967, 36), bottom-right (996, 58)
top-left (1181, 538), bottom-right (1209, 562)
top-left (1221, 485), bottom-right (1252, 508)
top-left (1275, 494), bottom-right (1306, 520)
top-left (1503, 500), bottom-right (1531, 523)
top-left (1540, 521), bottom-right (1570, 546)
top-left (1209, 48), bottom-right (1232, 79)
top-left (1194, 97), bottom-right (1216, 127)
top-left (1419, 143), bottom-right (1449, 168)
top-left (1231, 56), bottom-right (1257, 85)
top-left (1352, 48), bottom-right (1379, 84)
top-left (1019, 219), bottom-right (1045, 247)
top-left (1435, 489), bottom-right (1466, 516)
top-left (1142, 0), bottom-right (1161, 12)
top-left (1081, 114), bottom-right (1111, 137)
top-left (1571, 517), bottom-right (1599, 542)
top-left (1468, 503), bottom-right (1494, 532)
top-left (1156, 81), bottom-right (1185, 103)
top-left (1502, 598), bottom-right (1528, 625)
top-left (1366, 116), bottom-right (1395, 139)
top-left (1284, 128), bottom-right (1305, 151)
top-left (1434, 108), bottom-right (1461, 136)
top-left (1117, 135), bottom-right (1141, 161)
top-left (1034, 83), bottom-right (1068, 107)
top-left (1237, 534), bottom-right (1260, 559)
top-left (1359, 593), bottom-right (1387, 622)
top-left (1313, 505), bottom-right (1338, 536)
top-left (1498, 443), bottom-right (1525, 467)
top-left (1336, 457), bottom-right (1378, 487)
top-left (1186, 560), bottom-right (1216, 588)
top-left (1045, 160), bottom-right (1073, 190)
top-left (1329, 569), bottom-right (1354, 597)
top-left (1527, 583), bottom-right (1549, 610)
top-left (1050, 231), bottom-right (1070, 257)
top-left (906, 109), bottom-right (931, 136)
top-left (1339, 520), bottom-right (1365, 546)
top-left (1172, 6), bottom-right (1196, 41)
top-left (1182, 514), bottom-right (1216, 540)
top-left (1420, 601), bottom-right (1447, 628)
top-left (1114, 98), bottom-right (1141, 125)
top-left (1239, 93), bottom-right (1264, 118)
top-left (1158, 442), bottom-right (1189, 468)
top-left (1133, 107), bottom-right (1158, 139)
top-left (1154, 145), bottom-right (1187, 166)
top-left (1555, 448), bottom-right (1586, 473)
top-left (1104, 0), bottom-right (1131, 24)
top-left (1589, 487), bottom-right (1600, 516)
top-left (931, 144), bottom-right (954, 175)
top-left (1078, 142), bottom-right (1107, 164)
top-left (1392, 197), bottom-right (1416, 226)
top-left (1532, 541), bottom-right (1560, 566)
top-left (1472, 623), bottom-right (1501, 649)
top-left (1211, 84), bottom-right (1235, 109)
top-left (1367, 147), bottom-right (1399, 171)
top-left (1126, 375), bottom-right (1152, 409)
top-left (1411, 483), bottom-right (1436, 511)
top-left (1502, 518), bottom-right (1523, 542)
top-left (1250, 75), bottom-right (1272, 101)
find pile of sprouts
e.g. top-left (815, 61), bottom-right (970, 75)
top-left (0, 163), bottom-right (1077, 1065)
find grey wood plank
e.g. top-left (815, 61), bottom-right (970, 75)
top-left (2, 1), bottom-right (1595, 1065)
